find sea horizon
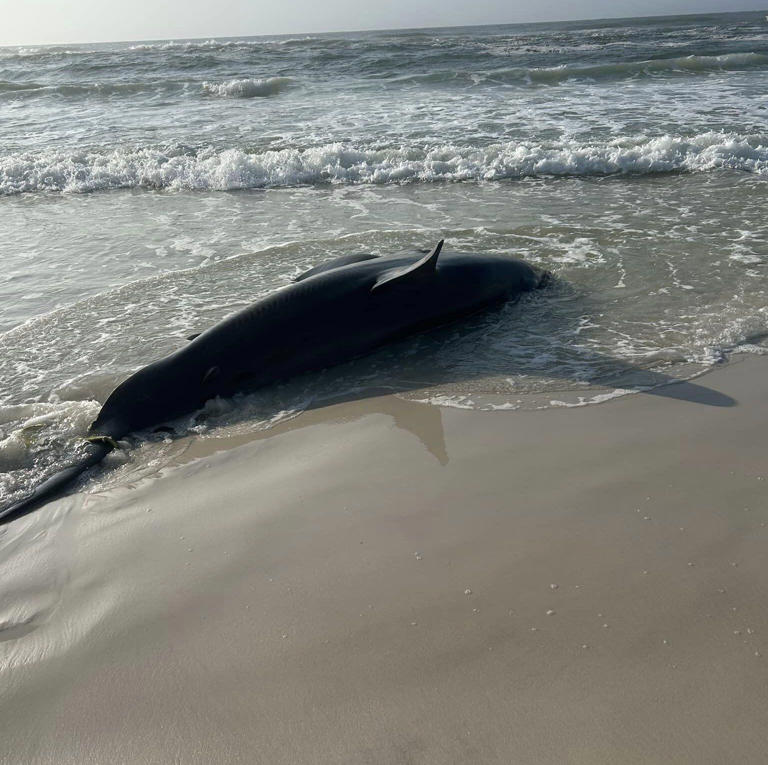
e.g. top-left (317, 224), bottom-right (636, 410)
top-left (0, 6), bottom-right (763, 48)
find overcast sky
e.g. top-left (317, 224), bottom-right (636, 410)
top-left (0, 0), bottom-right (760, 46)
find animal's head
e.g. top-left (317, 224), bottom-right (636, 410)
top-left (490, 256), bottom-right (550, 293)
top-left (88, 356), bottom-right (200, 438)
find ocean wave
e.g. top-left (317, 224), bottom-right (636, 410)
top-left (541, 50), bottom-right (768, 80)
top-left (126, 37), bottom-right (323, 53)
top-left (0, 46), bottom-right (84, 60)
top-left (201, 77), bottom-right (292, 98)
top-left (0, 76), bottom-right (291, 101)
top-left (393, 51), bottom-right (768, 87)
top-left (1, 132), bottom-right (766, 194)
top-left (125, 38), bottom-right (271, 53)
top-left (0, 81), bottom-right (38, 93)
top-left (0, 79), bottom-right (189, 99)
top-left (0, 35), bottom-right (326, 62)
top-left (127, 39), bottom-right (226, 52)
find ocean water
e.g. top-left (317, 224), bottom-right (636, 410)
top-left (1, 10), bottom-right (767, 504)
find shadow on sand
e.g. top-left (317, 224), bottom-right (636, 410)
top-left (182, 320), bottom-right (734, 473)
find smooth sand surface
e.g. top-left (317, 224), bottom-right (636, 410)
top-left (2, 357), bottom-right (768, 763)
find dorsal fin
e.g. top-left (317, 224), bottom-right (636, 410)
top-left (371, 240), bottom-right (444, 293)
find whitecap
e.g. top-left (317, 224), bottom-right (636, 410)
top-left (1, 131), bottom-right (766, 195)
top-left (201, 77), bottom-right (293, 98)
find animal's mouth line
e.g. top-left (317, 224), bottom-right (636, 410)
top-left (84, 435), bottom-right (120, 449)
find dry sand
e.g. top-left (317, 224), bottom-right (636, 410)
top-left (2, 357), bottom-right (768, 763)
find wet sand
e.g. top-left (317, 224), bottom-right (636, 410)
top-left (2, 357), bottom-right (768, 763)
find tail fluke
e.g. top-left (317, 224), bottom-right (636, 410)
top-left (0, 439), bottom-right (115, 526)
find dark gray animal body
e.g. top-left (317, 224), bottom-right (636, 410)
top-left (1, 241), bottom-right (547, 523)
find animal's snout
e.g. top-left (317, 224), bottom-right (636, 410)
top-left (536, 268), bottom-right (552, 290)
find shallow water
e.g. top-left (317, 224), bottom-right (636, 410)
top-left (1, 11), bottom-right (767, 504)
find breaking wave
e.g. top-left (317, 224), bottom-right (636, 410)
top-left (201, 77), bottom-right (292, 98)
top-left (128, 36), bottom-right (322, 52)
top-left (1, 132), bottom-right (766, 194)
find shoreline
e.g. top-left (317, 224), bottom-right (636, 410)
top-left (2, 355), bottom-right (768, 762)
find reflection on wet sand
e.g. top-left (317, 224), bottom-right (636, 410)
top-left (178, 393), bottom-right (449, 468)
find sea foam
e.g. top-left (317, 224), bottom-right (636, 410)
top-left (1, 131), bottom-right (765, 194)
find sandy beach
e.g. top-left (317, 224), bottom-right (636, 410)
top-left (2, 356), bottom-right (768, 763)
top-left (2, 7), bottom-right (767, 764)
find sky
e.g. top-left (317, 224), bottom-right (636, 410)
top-left (0, 0), bottom-right (760, 46)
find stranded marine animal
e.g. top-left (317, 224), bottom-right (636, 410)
top-left (0, 240), bottom-right (548, 523)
